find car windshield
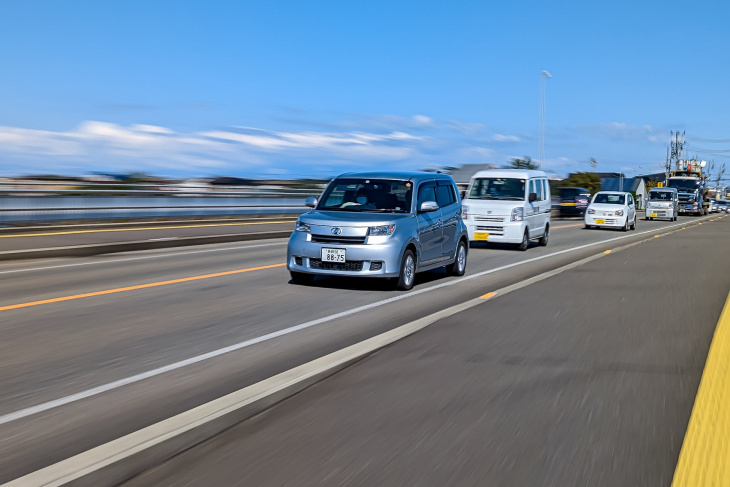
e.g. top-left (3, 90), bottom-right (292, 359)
top-left (667, 179), bottom-right (700, 190)
top-left (468, 177), bottom-right (525, 200)
top-left (648, 191), bottom-right (673, 201)
top-left (592, 193), bottom-right (626, 205)
top-left (317, 178), bottom-right (412, 212)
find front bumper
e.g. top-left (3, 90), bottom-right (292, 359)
top-left (645, 208), bottom-right (675, 219)
top-left (286, 231), bottom-right (405, 277)
top-left (585, 214), bottom-right (628, 228)
top-left (465, 220), bottom-right (526, 244)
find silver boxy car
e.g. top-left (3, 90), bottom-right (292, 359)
top-left (287, 172), bottom-right (469, 290)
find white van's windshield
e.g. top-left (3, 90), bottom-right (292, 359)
top-left (468, 178), bottom-right (525, 201)
top-left (648, 191), bottom-right (673, 201)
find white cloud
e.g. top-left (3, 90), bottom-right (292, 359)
top-left (491, 134), bottom-right (520, 142)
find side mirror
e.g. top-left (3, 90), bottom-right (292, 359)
top-left (304, 196), bottom-right (318, 208)
top-left (529, 193), bottom-right (538, 203)
top-left (419, 201), bottom-right (439, 213)
top-left (460, 190), bottom-right (466, 199)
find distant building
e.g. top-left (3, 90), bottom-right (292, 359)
top-left (601, 177), bottom-right (647, 208)
top-left (441, 164), bottom-right (499, 185)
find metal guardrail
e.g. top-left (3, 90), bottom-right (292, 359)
top-left (0, 182), bottom-right (323, 224)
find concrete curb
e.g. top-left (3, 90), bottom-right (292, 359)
top-left (0, 231), bottom-right (292, 261)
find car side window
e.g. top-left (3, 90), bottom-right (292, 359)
top-left (628, 194), bottom-right (634, 205)
top-left (529, 180), bottom-right (536, 198)
top-left (417, 183), bottom-right (437, 208)
top-left (435, 183), bottom-right (455, 207)
top-left (535, 179), bottom-right (544, 201)
top-left (542, 179), bottom-right (550, 200)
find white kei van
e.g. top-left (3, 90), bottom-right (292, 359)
top-left (461, 169), bottom-right (551, 251)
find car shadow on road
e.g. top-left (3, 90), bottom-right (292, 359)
top-left (288, 267), bottom-right (453, 292)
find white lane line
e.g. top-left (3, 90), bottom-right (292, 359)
top-left (0, 240), bottom-right (288, 276)
top-left (0, 217), bottom-right (706, 426)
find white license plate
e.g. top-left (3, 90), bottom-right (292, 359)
top-left (321, 248), bottom-right (346, 262)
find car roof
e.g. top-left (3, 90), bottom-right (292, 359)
top-left (335, 171), bottom-right (454, 183)
top-left (593, 191), bottom-right (629, 195)
top-left (470, 169), bottom-right (547, 179)
top-left (560, 186), bottom-right (590, 191)
top-left (649, 187), bottom-right (677, 191)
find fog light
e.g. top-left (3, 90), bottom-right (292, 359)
top-left (294, 256), bottom-right (303, 266)
top-left (369, 261), bottom-right (383, 271)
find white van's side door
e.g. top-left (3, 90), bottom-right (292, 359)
top-left (526, 179), bottom-right (540, 238)
top-left (541, 178), bottom-right (552, 232)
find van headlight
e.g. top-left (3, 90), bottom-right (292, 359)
top-left (587, 208), bottom-right (595, 214)
top-left (510, 207), bottom-right (524, 222)
top-left (615, 210), bottom-right (624, 216)
top-left (462, 205), bottom-right (469, 219)
top-left (295, 220), bottom-right (310, 232)
top-left (368, 224), bottom-right (396, 236)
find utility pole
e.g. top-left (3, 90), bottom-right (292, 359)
top-left (670, 131), bottom-right (685, 171)
top-left (538, 70), bottom-right (552, 170)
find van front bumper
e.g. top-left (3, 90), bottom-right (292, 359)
top-left (466, 220), bottom-right (526, 244)
top-left (645, 208), bottom-right (675, 219)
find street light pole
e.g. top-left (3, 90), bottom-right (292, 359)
top-left (538, 70), bottom-right (552, 170)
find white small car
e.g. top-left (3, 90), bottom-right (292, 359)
top-left (584, 191), bottom-right (637, 231)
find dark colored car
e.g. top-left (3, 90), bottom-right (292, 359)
top-left (559, 187), bottom-right (591, 216)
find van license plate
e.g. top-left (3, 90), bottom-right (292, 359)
top-left (474, 232), bottom-right (489, 241)
top-left (321, 248), bottom-right (346, 262)
top-left (595, 219), bottom-right (605, 224)
top-left (650, 213), bottom-right (657, 218)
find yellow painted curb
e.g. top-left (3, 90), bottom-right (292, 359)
top-left (672, 292), bottom-right (730, 486)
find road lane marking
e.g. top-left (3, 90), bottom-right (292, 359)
top-left (552, 223), bottom-right (584, 229)
top-left (604, 250), bottom-right (611, 254)
top-left (672, 292), bottom-right (730, 486)
top-left (0, 263), bottom-right (286, 312)
top-left (480, 292), bottom-right (496, 300)
top-left (0, 241), bottom-right (289, 276)
top-left (0, 220), bottom-right (296, 238)
top-left (0, 215), bottom-right (711, 426)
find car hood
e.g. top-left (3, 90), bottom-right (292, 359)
top-left (462, 199), bottom-right (523, 216)
top-left (299, 210), bottom-right (411, 228)
top-left (589, 204), bottom-right (626, 212)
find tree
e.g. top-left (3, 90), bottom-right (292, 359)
top-left (559, 172), bottom-right (602, 194)
top-left (504, 156), bottom-right (537, 170)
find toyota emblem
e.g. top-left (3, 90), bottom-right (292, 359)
top-left (331, 227), bottom-right (342, 235)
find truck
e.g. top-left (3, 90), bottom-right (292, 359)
top-left (665, 161), bottom-right (710, 216)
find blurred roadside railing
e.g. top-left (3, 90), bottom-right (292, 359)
top-left (0, 181), bottom-right (324, 224)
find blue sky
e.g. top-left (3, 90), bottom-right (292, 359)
top-left (1, 0), bottom-right (729, 180)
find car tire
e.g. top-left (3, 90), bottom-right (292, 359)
top-left (631, 217), bottom-right (636, 230)
top-left (623, 219), bottom-right (629, 232)
top-left (448, 240), bottom-right (468, 276)
top-left (674, 215), bottom-right (678, 221)
top-left (584, 224), bottom-right (592, 229)
top-left (290, 271), bottom-right (314, 285)
top-left (517, 230), bottom-right (529, 251)
top-left (538, 224), bottom-right (549, 246)
top-left (396, 250), bottom-right (416, 291)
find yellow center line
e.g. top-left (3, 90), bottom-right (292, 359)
top-left (0, 263), bottom-right (286, 312)
top-left (480, 292), bottom-right (497, 300)
top-left (672, 292), bottom-right (730, 486)
top-left (0, 220), bottom-right (297, 238)
top-left (552, 223), bottom-right (584, 229)
top-left (603, 250), bottom-right (611, 254)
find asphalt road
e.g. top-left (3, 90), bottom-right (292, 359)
top-left (0, 215), bottom-right (722, 483)
top-left (125, 216), bottom-right (730, 487)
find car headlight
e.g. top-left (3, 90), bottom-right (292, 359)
top-left (295, 220), bottom-right (310, 232)
top-left (587, 208), bottom-right (595, 214)
top-left (510, 207), bottom-right (523, 222)
top-left (462, 205), bottom-right (469, 219)
top-left (615, 210), bottom-right (624, 216)
top-left (368, 224), bottom-right (396, 236)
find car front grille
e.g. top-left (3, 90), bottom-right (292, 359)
top-left (601, 219), bottom-right (617, 225)
top-left (309, 259), bottom-right (364, 271)
top-left (311, 235), bottom-right (367, 245)
top-left (474, 216), bottom-right (504, 222)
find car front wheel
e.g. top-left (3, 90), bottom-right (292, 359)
top-left (396, 250), bottom-right (416, 290)
top-left (448, 240), bottom-right (468, 276)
